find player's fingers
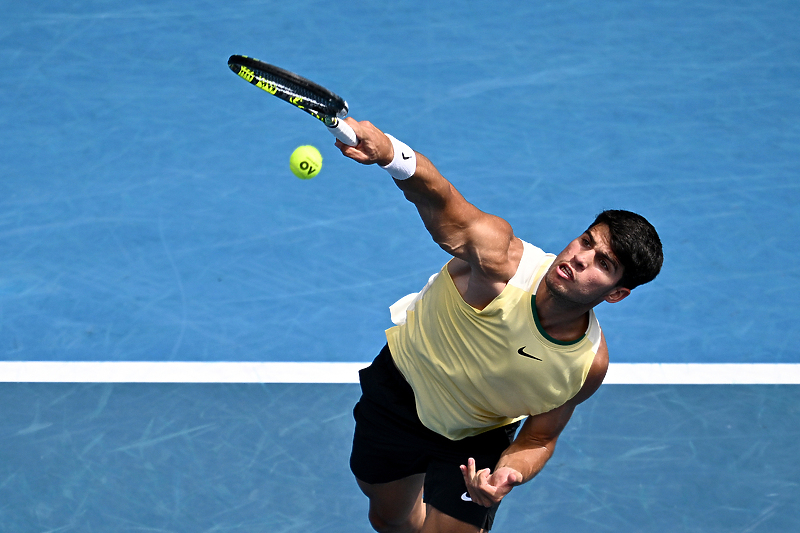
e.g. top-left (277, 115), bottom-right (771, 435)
top-left (334, 138), bottom-right (372, 164)
top-left (474, 473), bottom-right (497, 507)
top-left (459, 459), bottom-right (495, 507)
top-left (460, 459), bottom-right (480, 492)
top-left (464, 457), bottom-right (477, 479)
top-left (341, 116), bottom-right (364, 139)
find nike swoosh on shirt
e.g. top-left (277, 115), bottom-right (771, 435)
top-left (517, 347), bottom-right (542, 361)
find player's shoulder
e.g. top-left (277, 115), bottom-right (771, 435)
top-left (460, 232), bottom-right (524, 281)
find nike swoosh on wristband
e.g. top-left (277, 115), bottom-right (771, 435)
top-left (461, 492), bottom-right (473, 502)
top-left (517, 347), bottom-right (542, 361)
top-left (402, 152), bottom-right (412, 160)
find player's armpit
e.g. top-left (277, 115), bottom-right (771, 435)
top-left (570, 334), bottom-right (609, 405)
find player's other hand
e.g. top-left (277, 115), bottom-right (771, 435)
top-left (459, 458), bottom-right (523, 508)
top-left (335, 117), bottom-right (394, 167)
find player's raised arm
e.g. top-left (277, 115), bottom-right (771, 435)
top-left (336, 118), bottom-right (521, 283)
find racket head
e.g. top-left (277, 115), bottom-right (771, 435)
top-left (228, 55), bottom-right (348, 121)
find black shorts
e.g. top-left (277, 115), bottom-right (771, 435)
top-left (350, 345), bottom-right (520, 531)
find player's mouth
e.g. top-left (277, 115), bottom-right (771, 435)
top-left (558, 264), bottom-right (574, 281)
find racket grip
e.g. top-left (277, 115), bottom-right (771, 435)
top-left (328, 119), bottom-right (358, 146)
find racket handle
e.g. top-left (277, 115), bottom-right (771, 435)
top-left (327, 118), bottom-right (358, 146)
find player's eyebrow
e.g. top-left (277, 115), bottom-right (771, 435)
top-left (587, 228), bottom-right (620, 272)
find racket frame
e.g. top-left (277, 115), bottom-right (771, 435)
top-left (228, 55), bottom-right (357, 145)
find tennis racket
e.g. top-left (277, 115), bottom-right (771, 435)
top-left (227, 55), bottom-right (358, 146)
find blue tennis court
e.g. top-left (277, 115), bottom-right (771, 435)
top-left (1, 1), bottom-right (798, 531)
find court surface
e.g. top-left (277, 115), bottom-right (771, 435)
top-left (1, 1), bottom-right (798, 531)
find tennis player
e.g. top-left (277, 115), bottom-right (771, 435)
top-left (336, 118), bottom-right (663, 533)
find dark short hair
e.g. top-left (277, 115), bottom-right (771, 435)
top-left (587, 210), bottom-right (663, 290)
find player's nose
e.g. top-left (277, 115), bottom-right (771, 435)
top-left (571, 250), bottom-right (590, 270)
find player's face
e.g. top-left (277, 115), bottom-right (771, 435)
top-left (544, 224), bottom-right (630, 306)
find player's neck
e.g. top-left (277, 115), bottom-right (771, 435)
top-left (534, 289), bottom-right (592, 343)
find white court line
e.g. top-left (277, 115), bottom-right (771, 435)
top-left (0, 362), bottom-right (368, 384)
top-left (605, 363), bottom-right (800, 385)
top-left (0, 362), bottom-right (799, 384)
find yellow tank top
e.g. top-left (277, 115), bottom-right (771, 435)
top-left (386, 240), bottom-right (601, 440)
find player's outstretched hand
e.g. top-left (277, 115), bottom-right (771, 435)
top-left (334, 117), bottom-right (394, 167)
top-left (460, 458), bottom-right (523, 508)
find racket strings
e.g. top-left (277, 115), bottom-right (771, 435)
top-left (251, 69), bottom-right (335, 111)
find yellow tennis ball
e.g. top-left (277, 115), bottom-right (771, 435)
top-left (290, 145), bottom-right (322, 179)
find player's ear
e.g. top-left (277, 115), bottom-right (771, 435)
top-left (604, 287), bottom-right (630, 304)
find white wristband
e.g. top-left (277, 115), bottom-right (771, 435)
top-left (379, 134), bottom-right (417, 180)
